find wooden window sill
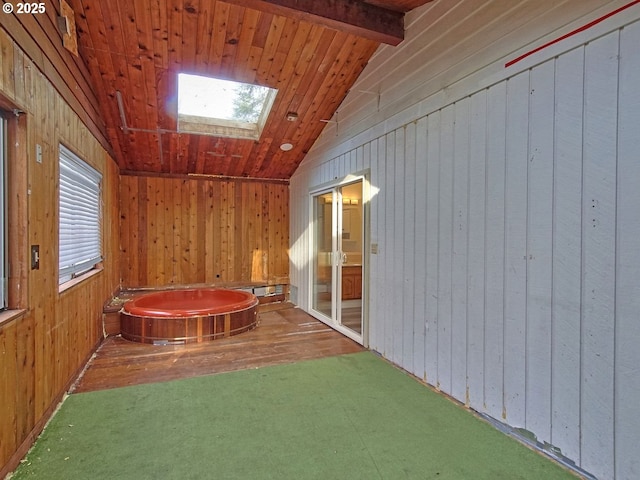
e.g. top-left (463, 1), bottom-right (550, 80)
top-left (58, 267), bottom-right (103, 294)
top-left (0, 308), bottom-right (27, 328)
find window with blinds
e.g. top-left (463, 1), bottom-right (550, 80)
top-left (58, 144), bottom-right (102, 285)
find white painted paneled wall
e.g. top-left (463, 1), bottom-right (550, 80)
top-left (290, 2), bottom-right (640, 479)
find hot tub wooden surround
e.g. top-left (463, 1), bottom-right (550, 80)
top-left (103, 285), bottom-right (287, 339)
top-left (120, 305), bottom-right (258, 345)
top-left (116, 288), bottom-right (263, 345)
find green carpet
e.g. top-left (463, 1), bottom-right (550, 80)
top-left (11, 352), bottom-right (575, 479)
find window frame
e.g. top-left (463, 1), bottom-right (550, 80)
top-left (0, 115), bottom-right (7, 310)
top-left (0, 103), bottom-right (28, 321)
top-left (58, 144), bottom-right (103, 286)
top-left (176, 73), bottom-right (277, 140)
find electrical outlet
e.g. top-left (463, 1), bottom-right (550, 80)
top-left (31, 245), bottom-right (40, 270)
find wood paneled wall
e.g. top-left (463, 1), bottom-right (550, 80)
top-left (0, 26), bottom-right (120, 477)
top-left (0, 0), bottom-right (111, 153)
top-left (120, 175), bottom-right (289, 288)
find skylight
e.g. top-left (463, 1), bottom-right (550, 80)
top-left (177, 73), bottom-right (277, 140)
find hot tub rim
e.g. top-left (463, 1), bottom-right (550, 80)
top-left (120, 287), bottom-right (259, 318)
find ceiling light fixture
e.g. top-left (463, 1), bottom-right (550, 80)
top-left (280, 143), bottom-right (293, 151)
top-left (286, 112), bottom-right (298, 121)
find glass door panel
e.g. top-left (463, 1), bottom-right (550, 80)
top-left (312, 192), bottom-right (334, 318)
top-left (338, 181), bottom-right (363, 335)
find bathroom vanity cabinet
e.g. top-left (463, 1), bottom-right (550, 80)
top-left (341, 265), bottom-right (362, 300)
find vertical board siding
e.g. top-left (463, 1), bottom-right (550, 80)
top-left (484, 83), bottom-right (506, 421)
top-left (120, 175), bottom-right (289, 288)
top-left (550, 48), bottom-right (584, 463)
top-left (465, 92), bottom-right (487, 411)
top-left (503, 70), bottom-right (530, 430)
top-left (615, 20), bottom-right (640, 480)
top-left (525, 59), bottom-right (555, 445)
top-left (436, 105), bottom-right (453, 395)
top-left (412, 117), bottom-right (428, 380)
top-left (450, 100), bottom-right (469, 404)
top-left (383, 132), bottom-right (396, 359)
top-left (402, 123), bottom-right (416, 375)
top-left (392, 128), bottom-right (405, 366)
top-left (290, 19), bottom-right (639, 479)
top-left (580, 32), bottom-right (618, 478)
top-left (369, 138), bottom-right (383, 350)
top-left (424, 113), bottom-right (440, 386)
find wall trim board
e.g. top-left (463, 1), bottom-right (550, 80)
top-left (120, 170), bottom-right (290, 185)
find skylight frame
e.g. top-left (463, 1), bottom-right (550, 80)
top-left (177, 73), bottom-right (278, 141)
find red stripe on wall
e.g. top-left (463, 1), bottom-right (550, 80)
top-left (505, 0), bottom-right (640, 68)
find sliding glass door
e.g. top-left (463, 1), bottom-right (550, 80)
top-left (311, 179), bottom-right (364, 343)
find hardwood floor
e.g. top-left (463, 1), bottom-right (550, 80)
top-left (72, 302), bottom-right (364, 393)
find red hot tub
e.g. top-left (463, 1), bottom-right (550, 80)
top-left (120, 288), bottom-right (259, 345)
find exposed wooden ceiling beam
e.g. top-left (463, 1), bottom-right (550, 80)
top-left (221, 0), bottom-right (405, 45)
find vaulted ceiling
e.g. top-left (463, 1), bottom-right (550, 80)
top-left (71, 0), bottom-right (433, 179)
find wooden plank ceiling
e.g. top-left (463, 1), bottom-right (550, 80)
top-left (71, 0), bottom-right (432, 179)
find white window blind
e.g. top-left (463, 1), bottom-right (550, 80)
top-left (59, 145), bottom-right (102, 284)
top-left (0, 117), bottom-right (6, 309)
